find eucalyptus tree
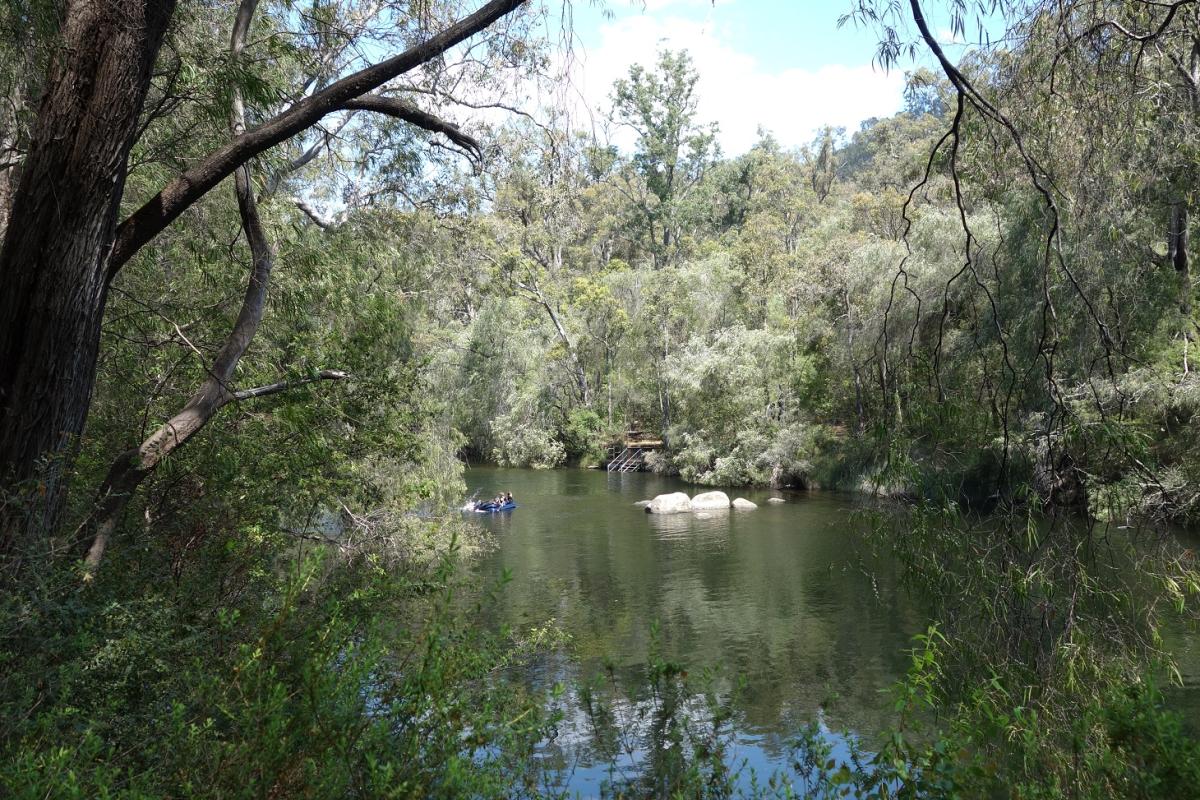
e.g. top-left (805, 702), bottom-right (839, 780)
top-left (610, 49), bottom-right (718, 267)
top-left (490, 120), bottom-right (596, 405)
top-left (0, 0), bottom-right (537, 550)
top-left (844, 0), bottom-right (1198, 487)
top-left (831, 2), bottom-right (1200, 789)
top-left (810, 126), bottom-right (838, 203)
top-left (708, 134), bottom-right (817, 325)
top-left (1007, 2), bottom-right (1200, 347)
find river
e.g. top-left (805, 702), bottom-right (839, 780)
top-left (464, 466), bottom-right (928, 793)
top-left (462, 466), bottom-right (1200, 795)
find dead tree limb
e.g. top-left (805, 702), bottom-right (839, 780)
top-left (80, 0), bottom-right (348, 577)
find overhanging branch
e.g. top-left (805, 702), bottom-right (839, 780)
top-left (341, 95), bottom-right (483, 165)
top-left (109, 0), bottom-right (527, 277)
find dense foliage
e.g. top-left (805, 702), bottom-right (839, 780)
top-left (424, 33), bottom-right (1199, 530)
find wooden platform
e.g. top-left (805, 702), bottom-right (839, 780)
top-left (605, 432), bottom-right (664, 473)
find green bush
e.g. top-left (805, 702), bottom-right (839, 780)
top-left (0, 526), bottom-right (557, 799)
top-left (560, 408), bottom-right (606, 465)
top-left (490, 402), bottom-right (567, 469)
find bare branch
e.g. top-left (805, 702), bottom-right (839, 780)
top-left (262, 115), bottom-right (354, 198)
top-left (293, 197), bottom-right (336, 228)
top-left (233, 369), bottom-right (349, 401)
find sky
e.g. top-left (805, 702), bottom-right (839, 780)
top-left (543, 0), bottom-right (914, 155)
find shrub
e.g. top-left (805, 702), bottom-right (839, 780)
top-left (490, 404), bottom-right (567, 469)
top-left (560, 408), bottom-right (606, 464)
top-left (0, 524), bottom-right (557, 799)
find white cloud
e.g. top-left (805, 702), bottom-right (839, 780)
top-left (551, 13), bottom-right (906, 155)
top-left (935, 27), bottom-right (967, 44)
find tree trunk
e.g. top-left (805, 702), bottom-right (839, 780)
top-left (515, 279), bottom-right (591, 405)
top-left (659, 322), bottom-right (671, 447)
top-left (1169, 201), bottom-right (1192, 319)
top-left (0, 13), bottom-right (42, 241)
top-left (0, 0), bottom-right (526, 546)
top-left (0, 0), bottom-right (176, 541)
top-left (844, 289), bottom-right (866, 432)
top-left (77, 0), bottom-right (359, 576)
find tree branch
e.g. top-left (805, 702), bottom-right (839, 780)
top-left (81, 0), bottom-right (340, 579)
top-left (109, 0), bottom-right (527, 278)
top-left (233, 369), bottom-right (349, 400)
top-left (1079, 0), bottom-right (1194, 44)
top-left (340, 94), bottom-right (483, 165)
top-left (262, 115), bottom-right (354, 198)
top-left (293, 197), bottom-right (337, 228)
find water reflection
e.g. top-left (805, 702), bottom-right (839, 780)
top-left (464, 467), bottom-right (924, 793)
top-left (460, 468), bottom-right (1200, 793)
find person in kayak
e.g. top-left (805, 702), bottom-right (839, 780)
top-left (466, 493), bottom-right (514, 511)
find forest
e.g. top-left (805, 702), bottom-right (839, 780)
top-left (2, 0), bottom-right (1200, 797)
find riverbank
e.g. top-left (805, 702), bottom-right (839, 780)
top-left (579, 422), bottom-right (1200, 526)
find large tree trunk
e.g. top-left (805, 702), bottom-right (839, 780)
top-left (0, 0), bottom-right (176, 540)
top-left (0, 0), bottom-right (525, 548)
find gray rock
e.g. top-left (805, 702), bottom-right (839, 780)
top-left (732, 498), bottom-right (758, 510)
top-left (766, 497), bottom-right (785, 504)
top-left (633, 500), bottom-right (652, 508)
top-left (647, 492), bottom-right (693, 515)
top-left (690, 490), bottom-right (731, 510)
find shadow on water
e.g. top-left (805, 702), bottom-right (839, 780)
top-left (462, 467), bottom-right (926, 794)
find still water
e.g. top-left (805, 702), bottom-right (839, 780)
top-left (464, 467), bottom-right (927, 793)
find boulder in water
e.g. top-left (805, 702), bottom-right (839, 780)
top-left (766, 497), bottom-right (785, 505)
top-left (646, 492), bottom-right (693, 514)
top-left (633, 500), bottom-right (652, 508)
top-left (732, 498), bottom-right (757, 510)
top-left (690, 490), bottom-right (731, 510)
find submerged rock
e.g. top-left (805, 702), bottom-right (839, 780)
top-left (766, 497), bottom-right (785, 504)
top-left (690, 490), bottom-right (731, 510)
top-left (646, 492), bottom-right (693, 514)
top-left (732, 498), bottom-right (757, 510)
top-left (633, 500), bottom-right (652, 508)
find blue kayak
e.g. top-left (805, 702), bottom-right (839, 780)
top-left (471, 500), bottom-right (517, 513)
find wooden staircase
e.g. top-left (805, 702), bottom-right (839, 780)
top-left (607, 446), bottom-right (646, 473)
top-left (605, 430), bottom-right (664, 473)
